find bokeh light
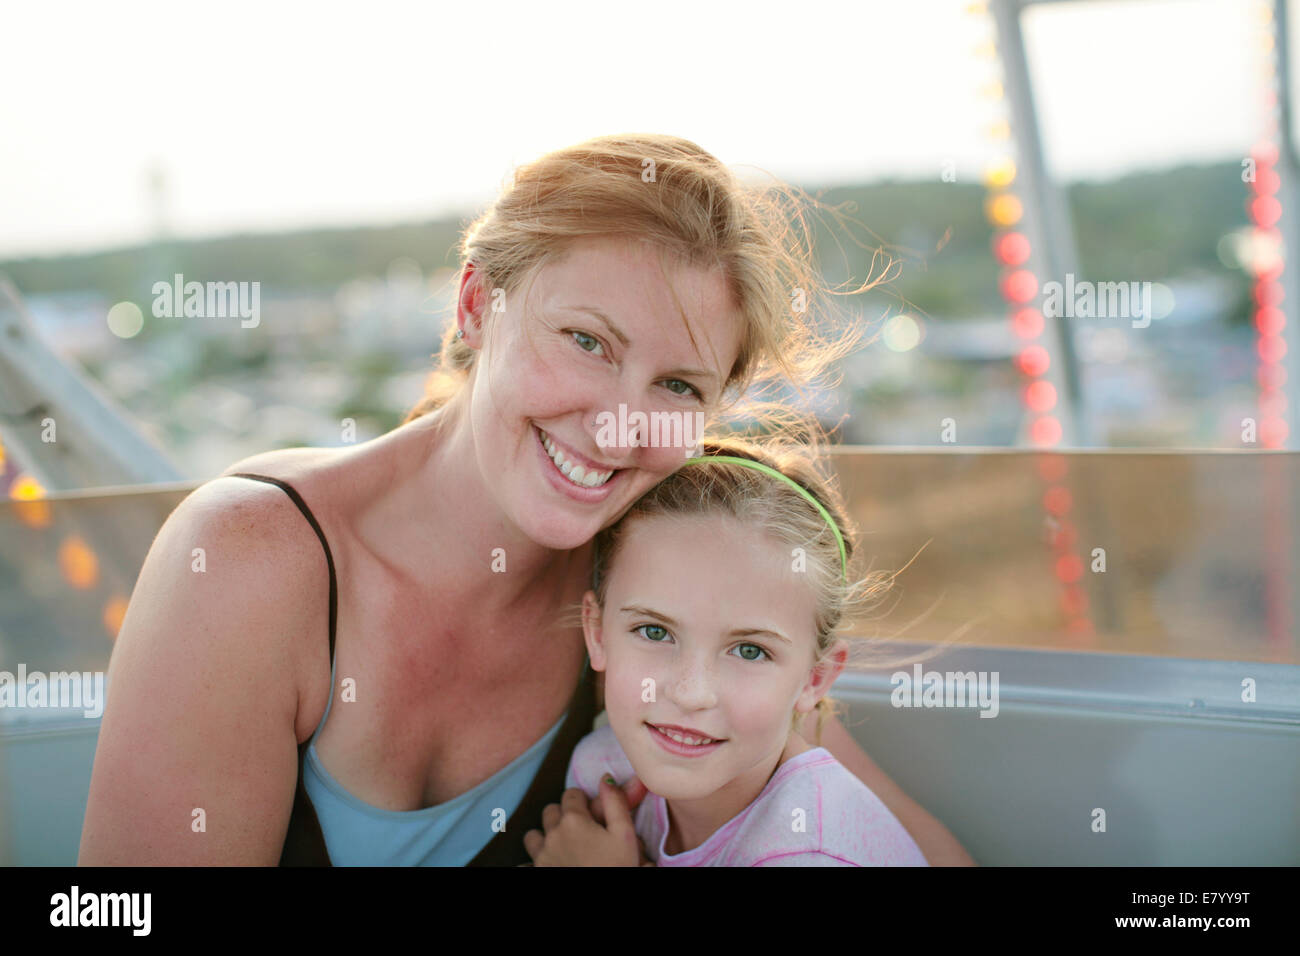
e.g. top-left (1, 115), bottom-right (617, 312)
top-left (883, 313), bottom-right (923, 352)
top-left (994, 231), bottom-right (1031, 266)
top-left (1030, 415), bottom-right (1062, 446)
top-left (1255, 305), bottom-right (1285, 335)
top-left (1043, 485), bottom-right (1074, 515)
top-left (1001, 268), bottom-right (1038, 303)
top-left (107, 301), bottom-right (145, 339)
top-left (983, 159), bottom-right (1017, 188)
top-left (58, 535), bottom-right (100, 590)
top-left (986, 193), bottom-right (1023, 226)
top-left (1025, 380), bottom-right (1057, 412)
top-left (1258, 334), bottom-right (1288, 363)
top-left (1250, 195), bottom-right (1282, 227)
top-left (1012, 307), bottom-right (1044, 339)
top-left (103, 596), bottom-right (129, 640)
top-left (1055, 553), bottom-right (1084, 584)
top-left (1016, 345), bottom-right (1051, 377)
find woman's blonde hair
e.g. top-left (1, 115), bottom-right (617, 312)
top-left (402, 132), bottom-right (891, 434)
top-left (588, 435), bottom-right (896, 747)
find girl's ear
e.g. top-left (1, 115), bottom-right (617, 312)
top-left (581, 590), bottom-right (607, 671)
top-left (795, 639), bottom-right (849, 716)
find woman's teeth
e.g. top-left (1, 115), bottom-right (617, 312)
top-left (540, 429), bottom-right (614, 488)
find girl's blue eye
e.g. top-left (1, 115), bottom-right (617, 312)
top-left (571, 330), bottom-right (604, 356)
top-left (635, 624), bottom-right (670, 642)
top-left (732, 643), bottom-right (769, 662)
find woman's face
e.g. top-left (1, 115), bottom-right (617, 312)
top-left (461, 236), bottom-right (745, 550)
top-left (582, 513), bottom-right (836, 802)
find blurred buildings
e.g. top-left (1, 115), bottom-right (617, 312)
top-left (7, 264), bottom-right (1253, 483)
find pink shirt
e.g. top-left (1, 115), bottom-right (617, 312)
top-left (564, 724), bottom-right (929, 867)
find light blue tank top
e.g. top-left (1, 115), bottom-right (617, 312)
top-left (302, 645), bottom-right (580, 866)
top-left (227, 468), bottom-right (597, 866)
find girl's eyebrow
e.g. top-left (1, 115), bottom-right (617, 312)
top-left (619, 605), bottom-right (792, 645)
top-left (561, 305), bottom-right (720, 384)
top-left (620, 604), bottom-right (678, 625)
top-left (731, 627), bottom-right (793, 646)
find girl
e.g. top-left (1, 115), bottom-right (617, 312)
top-left (525, 438), bottom-right (928, 866)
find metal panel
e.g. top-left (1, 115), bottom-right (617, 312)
top-left (828, 644), bottom-right (1300, 865)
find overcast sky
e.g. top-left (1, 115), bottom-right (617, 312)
top-left (0, 0), bottom-right (1271, 258)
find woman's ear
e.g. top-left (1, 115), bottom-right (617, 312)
top-left (456, 261), bottom-right (488, 347)
top-left (581, 590), bottom-right (607, 671)
top-left (794, 639), bottom-right (848, 716)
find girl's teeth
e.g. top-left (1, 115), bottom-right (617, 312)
top-left (661, 727), bottom-right (714, 746)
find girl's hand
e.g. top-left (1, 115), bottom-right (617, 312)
top-left (588, 775), bottom-right (649, 826)
top-left (523, 777), bottom-right (647, 866)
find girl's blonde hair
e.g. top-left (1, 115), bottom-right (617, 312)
top-left (402, 132), bottom-right (891, 433)
top-left (589, 435), bottom-right (895, 747)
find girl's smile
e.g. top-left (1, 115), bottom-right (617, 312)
top-left (645, 721), bottom-right (727, 757)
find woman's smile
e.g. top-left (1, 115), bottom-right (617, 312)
top-left (532, 423), bottom-right (624, 502)
top-left (537, 425), bottom-right (618, 488)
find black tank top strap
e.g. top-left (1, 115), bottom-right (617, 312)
top-left (226, 471), bottom-right (335, 866)
top-left (228, 473), bottom-right (337, 660)
top-left (224, 471), bottom-right (600, 867)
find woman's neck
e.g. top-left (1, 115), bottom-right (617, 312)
top-left (661, 732), bottom-right (813, 856)
top-left (360, 401), bottom-right (588, 618)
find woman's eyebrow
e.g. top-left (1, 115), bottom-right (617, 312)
top-left (563, 305), bottom-right (630, 347)
top-left (562, 305), bottom-right (721, 384)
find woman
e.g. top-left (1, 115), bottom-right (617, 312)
top-left (78, 133), bottom-right (974, 866)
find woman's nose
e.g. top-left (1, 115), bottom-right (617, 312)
top-left (588, 411), bottom-right (635, 465)
top-left (587, 396), bottom-right (648, 463)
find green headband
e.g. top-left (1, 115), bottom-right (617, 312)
top-left (680, 454), bottom-right (849, 582)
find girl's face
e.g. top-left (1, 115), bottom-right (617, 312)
top-left (461, 236), bottom-right (745, 551)
top-left (583, 512), bottom-right (843, 802)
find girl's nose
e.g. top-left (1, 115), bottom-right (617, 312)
top-left (665, 655), bottom-right (719, 711)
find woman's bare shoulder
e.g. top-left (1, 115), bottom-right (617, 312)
top-left (150, 452), bottom-right (346, 694)
top-left (218, 444), bottom-right (343, 484)
top-left (79, 453), bottom-right (343, 863)
top-left (151, 465), bottom-right (337, 649)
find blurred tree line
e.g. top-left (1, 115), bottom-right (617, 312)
top-left (0, 161), bottom-right (1251, 326)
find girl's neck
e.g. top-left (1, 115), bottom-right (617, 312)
top-left (661, 731), bottom-right (814, 857)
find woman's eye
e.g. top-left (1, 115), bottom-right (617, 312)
top-left (570, 330), bottom-right (604, 356)
top-left (635, 624), bottom-right (670, 642)
top-left (732, 643), bottom-right (768, 662)
top-left (663, 378), bottom-right (702, 399)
